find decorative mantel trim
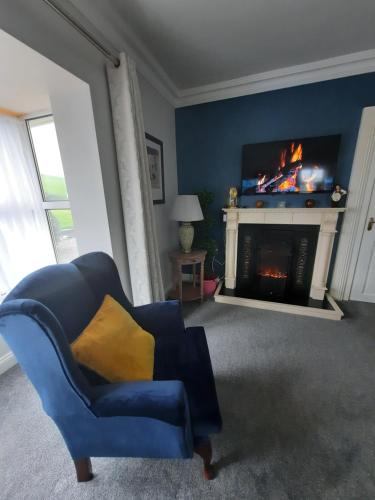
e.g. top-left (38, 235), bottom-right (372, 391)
top-left (219, 207), bottom-right (345, 318)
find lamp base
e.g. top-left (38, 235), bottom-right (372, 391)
top-left (179, 222), bottom-right (194, 253)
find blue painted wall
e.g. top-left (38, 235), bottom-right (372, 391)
top-left (176, 72), bottom-right (375, 268)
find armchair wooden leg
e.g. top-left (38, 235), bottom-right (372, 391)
top-left (74, 458), bottom-right (93, 482)
top-left (194, 439), bottom-right (215, 480)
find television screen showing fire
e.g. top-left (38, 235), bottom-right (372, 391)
top-left (241, 135), bottom-right (341, 194)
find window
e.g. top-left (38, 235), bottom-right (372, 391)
top-left (27, 115), bottom-right (78, 263)
top-left (0, 114), bottom-right (56, 296)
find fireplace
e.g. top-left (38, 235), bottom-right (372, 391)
top-left (216, 207), bottom-right (345, 319)
top-left (237, 224), bottom-right (319, 303)
top-left (257, 233), bottom-right (290, 300)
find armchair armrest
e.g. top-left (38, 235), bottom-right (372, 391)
top-left (132, 300), bottom-right (185, 337)
top-left (0, 298), bottom-right (93, 414)
top-left (132, 301), bottom-right (185, 381)
top-left (179, 327), bottom-right (222, 436)
top-left (91, 380), bottom-right (188, 426)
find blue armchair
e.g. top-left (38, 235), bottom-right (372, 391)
top-left (0, 252), bottom-right (222, 481)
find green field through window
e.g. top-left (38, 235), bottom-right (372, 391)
top-left (49, 209), bottom-right (74, 231)
top-left (41, 174), bottom-right (68, 201)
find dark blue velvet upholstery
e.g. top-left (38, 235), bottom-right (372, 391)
top-left (179, 327), bottom-right (222, 437)
top-left (91, 380), bottom-right (187, 425)
top-left (0, 252), bottom-right (221, 463)
top-left (134, 301), bottom-right (185, 380)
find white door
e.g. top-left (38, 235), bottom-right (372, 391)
top-left (350, 182), bottom-right (375, 302)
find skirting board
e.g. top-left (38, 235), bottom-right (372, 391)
top-left (0, 351), bottom-right (16, 376)
top-left (214, 281), bottom-right (343, 320)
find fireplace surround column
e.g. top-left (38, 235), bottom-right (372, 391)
top-left (225, 211), bottom-right (238, 288)
top-left (310, 213), bottom-right (339, 300)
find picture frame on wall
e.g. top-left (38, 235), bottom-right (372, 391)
top-left (145, 133), bottom-right (165, 204)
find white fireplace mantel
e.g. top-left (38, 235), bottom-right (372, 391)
top-left (218, 207), bottom-right (345, 319)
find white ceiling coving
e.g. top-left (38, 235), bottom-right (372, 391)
top-left (70, 0), bottom-right (375, 106)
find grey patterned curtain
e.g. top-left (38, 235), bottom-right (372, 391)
top-left (107, 53), bottom-right (164, 305)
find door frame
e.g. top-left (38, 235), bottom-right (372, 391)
top-left (331, 106), bottom-right (375, 300)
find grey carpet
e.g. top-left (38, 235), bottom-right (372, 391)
top-left (1, 300), bottom-right (375, 499)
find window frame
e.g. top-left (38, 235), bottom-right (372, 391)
top-left (25, 114), bottom-right (76, 264)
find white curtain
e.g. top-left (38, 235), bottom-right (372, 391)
top-left (107, 53), bottom-right (164, 306)
top-left (0, 115), bottom-right (55, 296)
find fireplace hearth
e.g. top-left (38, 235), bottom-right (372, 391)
top-left (237, 224), bottom-right (319, 303)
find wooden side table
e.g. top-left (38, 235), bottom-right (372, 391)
top-left (169, 249), bottom-right (207, 303)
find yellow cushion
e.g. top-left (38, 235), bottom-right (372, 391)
top-left (71, 295), bottom-right (155, 383)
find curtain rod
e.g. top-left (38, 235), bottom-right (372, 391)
top-left (41, 0), bottom-right (120, 67)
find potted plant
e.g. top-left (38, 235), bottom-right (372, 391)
top-left (194, 190), bottom-right (219, 296)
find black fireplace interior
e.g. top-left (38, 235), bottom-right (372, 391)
top-left (235, 224), bottom-right (319, 304)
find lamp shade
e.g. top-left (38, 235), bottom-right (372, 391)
top-left (170, 195), bottom-right (203, 222)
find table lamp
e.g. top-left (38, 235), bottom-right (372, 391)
top-left (171, 195), bottom-right (203, 253)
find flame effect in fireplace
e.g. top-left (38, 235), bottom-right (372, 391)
top-left (280, 148), bottom-right (287, 169)
top-left (256, 142), bottom-right (326, 194)
top-left (259, 269), bottom-right (288, 279)
top-left (273, 142), bottom-right (304, 192)
top-left (277, 168), bottom-right (301, 192)
top-left (300, 165), bottom-right (319, 193)
top-left (241, 135), bottom-right (339, 196)
top-left (290, 142), bottom-right (303, 163)
top-left (255, 142), bottom-right (305, 193)
top-left (257, 173), bottom-right (267, 188)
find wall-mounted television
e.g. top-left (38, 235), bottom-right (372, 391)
top-left (241, 135), bottom-right (341, 194)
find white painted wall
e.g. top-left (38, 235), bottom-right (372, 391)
top-left (139, 75), bottom-right (179, 292)
top-left (50, 84), bottom-right (112, 257)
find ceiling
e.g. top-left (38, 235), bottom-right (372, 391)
top-left (71, 0), bottom-right (375, 90)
